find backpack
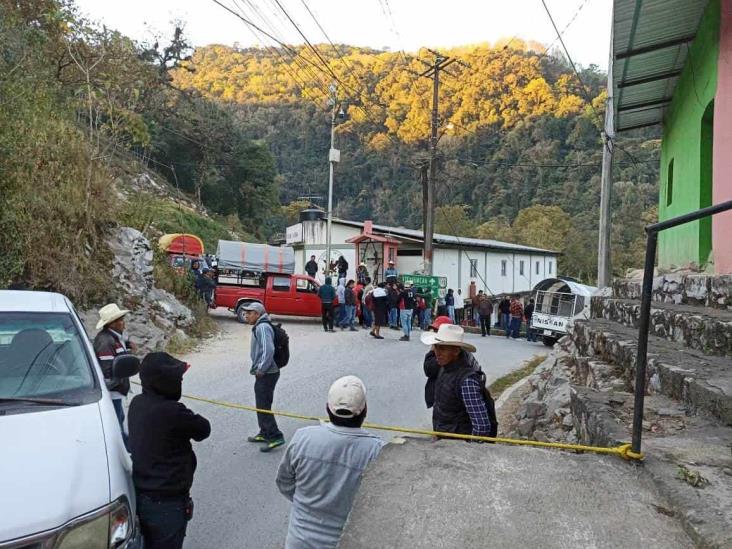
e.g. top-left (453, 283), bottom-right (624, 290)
top-left (255, 320), bottom-right (290, 368)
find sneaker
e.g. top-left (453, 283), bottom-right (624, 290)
top-left (260, 438), bottom-right (286, 453)
top-left (349, 327), bottom-right (358, 332)
top-left (247, 434), bottom-right (267, 443)
top-left (399, 335), bottom-right (409, 341)
top-left (374, 335), bottom-right (384, 339)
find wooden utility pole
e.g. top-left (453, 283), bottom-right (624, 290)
top-left (597, 27), bottom-right (615, 288)
top-left (419, 52), bottom-right (457, 275)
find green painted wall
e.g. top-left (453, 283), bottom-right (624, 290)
top-left (658, 0), bottom-right (720, 268)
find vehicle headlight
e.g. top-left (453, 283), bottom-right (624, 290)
top-left (55, 497), bottom-right (133, 549)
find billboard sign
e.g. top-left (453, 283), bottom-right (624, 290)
top-left (286, 223), bottom-right (303, 244)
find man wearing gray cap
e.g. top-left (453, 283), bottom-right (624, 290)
top-left (276, 376), bottom-right (384, 549)
top-left (242, 302), bottom-right (285, 452)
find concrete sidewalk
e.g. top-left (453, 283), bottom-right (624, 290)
top-left (341, 439), bottom-right (694, 549)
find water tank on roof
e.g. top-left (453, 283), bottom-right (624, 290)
top-left (300, 209), bottom-right (326, 222)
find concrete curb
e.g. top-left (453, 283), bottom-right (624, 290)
top-left (494, 375), bottom-right (531, 413)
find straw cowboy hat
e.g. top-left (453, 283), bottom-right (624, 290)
top-left (96, 303), bottom-right (130, 330)
top-left (420, 324), bottom-right (476, 353)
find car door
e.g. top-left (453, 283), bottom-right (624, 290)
top-left (266, 275), bottom-right (295, 315)
top-left (294, 277), bottom-right (321, 317)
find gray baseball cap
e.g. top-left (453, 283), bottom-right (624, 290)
top-left (241, 302), bottom-right (266, 315)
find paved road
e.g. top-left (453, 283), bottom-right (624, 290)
top-left (178, 310), bottom-right (545, 549)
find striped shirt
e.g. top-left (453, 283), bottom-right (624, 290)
top-left (460, 376), bottom-right (491, 436)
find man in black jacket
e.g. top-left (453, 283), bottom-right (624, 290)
top-left (128, 352), bottom-right (211, 549)
top-left (305, 254), bottom-right (319, 278)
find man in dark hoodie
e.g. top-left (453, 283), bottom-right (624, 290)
top-left (128, 352), bottom-right (211, 549)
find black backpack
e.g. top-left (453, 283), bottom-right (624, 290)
top-left (255, 320), bottom-right (290, 368)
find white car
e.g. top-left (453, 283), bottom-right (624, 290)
top-left (0, 291), bottom-right (142, 548)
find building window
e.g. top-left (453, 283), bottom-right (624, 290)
top-left (549, 261), bottom-right (553, 274)
top-left (666, 158), bottom-right (674, 207)
top-left (470, 259), bottom-right (478, 277)
top-left (536, 261), bottom-right (540, 275)
top-left (519, 260), bottom-right (524, 276)
top-left (501, 260), bottom-right (507, 277)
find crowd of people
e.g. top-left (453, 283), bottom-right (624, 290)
top-left (92, 290), bottom-right (501, 549)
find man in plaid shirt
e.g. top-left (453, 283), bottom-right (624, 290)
top-left (421, 324), bottom-right (492, 437)
top-left (507, 296), bottom-right (524, 339)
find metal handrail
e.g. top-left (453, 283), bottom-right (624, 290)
top-left (631, 199), bottom-right (732, 455)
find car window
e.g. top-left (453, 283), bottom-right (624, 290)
top-left (296, 279), bottom-right (317, 293)
top-left (271, 276), bottom-right (291, 292)
top-left (0, 312), bottom-right (98, 407)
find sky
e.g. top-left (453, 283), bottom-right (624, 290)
top-left (73, 0), bottom-right (612, 69)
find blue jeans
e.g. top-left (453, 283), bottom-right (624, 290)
top-left (342, 304), bottom-right (356, 328)
top-left (502, 313), bottom-right (510, 332)
top-left (112, 398), bottom-right (129, 450)
top-left (388, 308), bottom-right (398, 327)
top-left (334, 305), bottom-right (344, 326)
top-left (362, 307), bottom-right (373, 328)
top-left (527, 324), bottom-right (537, 342)
top-left (507, 317), bottom-right (522, 339)
top-left (136, 493), bottom-right (188, 549)
top-left (447, 306), bottom-right (455, 323)
top-left (400, 309), bottom-right (413, 338)
top-left (421, 308), bottom-right (432, 330)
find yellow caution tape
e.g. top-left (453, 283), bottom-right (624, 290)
top-left (132, 381), bottom-right (643, 461)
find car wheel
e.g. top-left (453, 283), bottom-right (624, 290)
top-left (542, 336), bottom-right (556, 347)
top-left (236, 303), bottom-right (248, 324)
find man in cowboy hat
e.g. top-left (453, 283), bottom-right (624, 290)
top-left (276, 376), bottom-right (384, 549)
top-left (93, 303), bottom-right (138, 449)
top-left (356, 262), bottom-right (369, 286)
top-left (384, 260), bottom-right (398, 284)
top-left (421, 324), bottom-right (493, 438)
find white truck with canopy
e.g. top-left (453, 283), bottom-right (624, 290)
top-left (530, 277), bottom-right (597, 347)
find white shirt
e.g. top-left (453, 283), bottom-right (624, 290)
top-left (454, 292), bottom-right (465, 309)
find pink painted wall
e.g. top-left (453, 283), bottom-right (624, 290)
top-left (713, 0), bottom-right (732, 274)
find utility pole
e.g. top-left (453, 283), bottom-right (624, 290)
top-left (597, 26), bottom-right (615, 288)
top-left (419, 52), bottom-right (457, 275)
top-left (325, 83), bottom-right (342, 277)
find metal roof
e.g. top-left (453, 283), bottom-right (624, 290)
top-left (612, 0), bottom-right (709, 132)
top-left (333, 219), bottom-right (559, 255)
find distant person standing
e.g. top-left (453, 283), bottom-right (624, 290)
top-left (305, 255), bottom-right (319, 278)
top-left (243, 302), bottom-right (285, 452)
top-left (498, 297), bottom-right (511, 332)
top-left (507, 296), bottom-right (524, 339)
top-left (276, 376), bottom-right (384, 549)
top-left (356, 262), bottom-right (369, 285)
top-left (477, 292), bottom-right (493, 337)
top-left (387, 282), bottom-right (400, 329)
top-left (361, 277), bottom-right (374, 329)
top-left (371, 282), bottom-right (388, 339)
top-left (417, 287), bottom-right (434, 330)
top-left (341, 280), bottom-right (358, 331)
top-left (445, 289), bottom-right (456, 323)
top-left (318, 276), bottom-right (336, 332)
top-left (384, 260), bottom-right (398, 284)
top-left (524, 299), bottom-right (536, 342)
top-left (454, 288), bottom-right (465, 325)
top-left (399, 282), bottom-right (417, 341)
top-left (335, 278), bottom-right (346, 328)
top-left (336, 255), bottom-right (348, 285)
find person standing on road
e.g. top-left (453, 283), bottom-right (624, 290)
top-left (454, 288), bottom-right (465, 325)
top-left (371, 282), bottom-right (388, 339)
top-left (318, 276), bottom-right (336, 332)
top-left (445, 289), bottom-right (456, 323)
top-left (361, 277), bottom-right (374, 329)
top-left (305, 255), bottom-right (319, 279)
top-left (417, 287), bottom-right (434, 330)
top-left (524, 298), bottom-right (536, 342)
top-left (498, 297), bottom-right (511, 332)
top-left (387, 282), bottom-right (400, 329)
top-left (93, 303), bottom-right (138, 450)
top-left (341, 280), bottom-right (358, 331)
top-left (335, 278), bottom-right (346, 328)
top-left (243, 302), bottom-right (285, 452)
top-left (477, 292), bottom-right (493, 337)
top-left (399, 281), bottom-right (416, 341)
top-left (128, 352), bottom-right (211, 549)
top-left (276, 376), bottom-right (384, 549)
top-left (421, 324), bottom-right (493, 438)
top-left (507, 296), bottom-right (524, 339)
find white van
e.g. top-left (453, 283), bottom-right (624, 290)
top-left (0, 291), bottom-right (142, 548)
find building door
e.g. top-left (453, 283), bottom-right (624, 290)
top-left (700, 100), bottom-right (714, 265)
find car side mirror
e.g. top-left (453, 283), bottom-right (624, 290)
top-left (112, 355), bottom-right (140, 378)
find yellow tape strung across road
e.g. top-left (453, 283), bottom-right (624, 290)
top-left (161, 387), bottom-right (644, 461)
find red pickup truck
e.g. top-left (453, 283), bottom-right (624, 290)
top-left (215, 273), bottom-right (323, 323)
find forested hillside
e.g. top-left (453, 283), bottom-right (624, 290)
top-left (172, 43), bottom-right (661, 282)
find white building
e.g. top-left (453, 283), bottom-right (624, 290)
top-left (286, 211), bottom-right (559, 297)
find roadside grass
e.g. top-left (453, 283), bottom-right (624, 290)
top-left (489, 354), bottom-right (546, 398)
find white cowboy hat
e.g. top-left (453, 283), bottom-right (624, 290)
top-left (420, 324), bottom-right (476, 353)
top-left (96, 303), bottom-right (130, 330)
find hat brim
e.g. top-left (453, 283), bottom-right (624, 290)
top-left (420, 332), bottom-right (476, 353)
top-left (96, 309), bottom-right (129, 330)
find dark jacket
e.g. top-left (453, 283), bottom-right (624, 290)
top-left (318, 282), bottom-right (336, 304)
top-left (423, 351), bottom-right (482, 435)
top-left (344, 286), bottom-right (357, 306)
top-left (337, 258), bottom-right (348, 275)
top-left (477, 297), bottom-right (493, 316)
top-left (305, 260), bottom-right (318, 277)
top-left (93, 329), bottom-right (132, 395)
top-left (387, 286), bottom-right (400, 308)
top-left (445, 294), bottom-right (455, 307)
top-left (498, 298), bottom-right (511, 314)
top-left (524, 303), bottom-right (535, 321)
top-left (400, 287), bottom-right (416, 310)
top-left (128, 353), bottom-right (211, 497)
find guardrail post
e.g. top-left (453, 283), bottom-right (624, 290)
top-left (631, 230), bottom-right (657, 455)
